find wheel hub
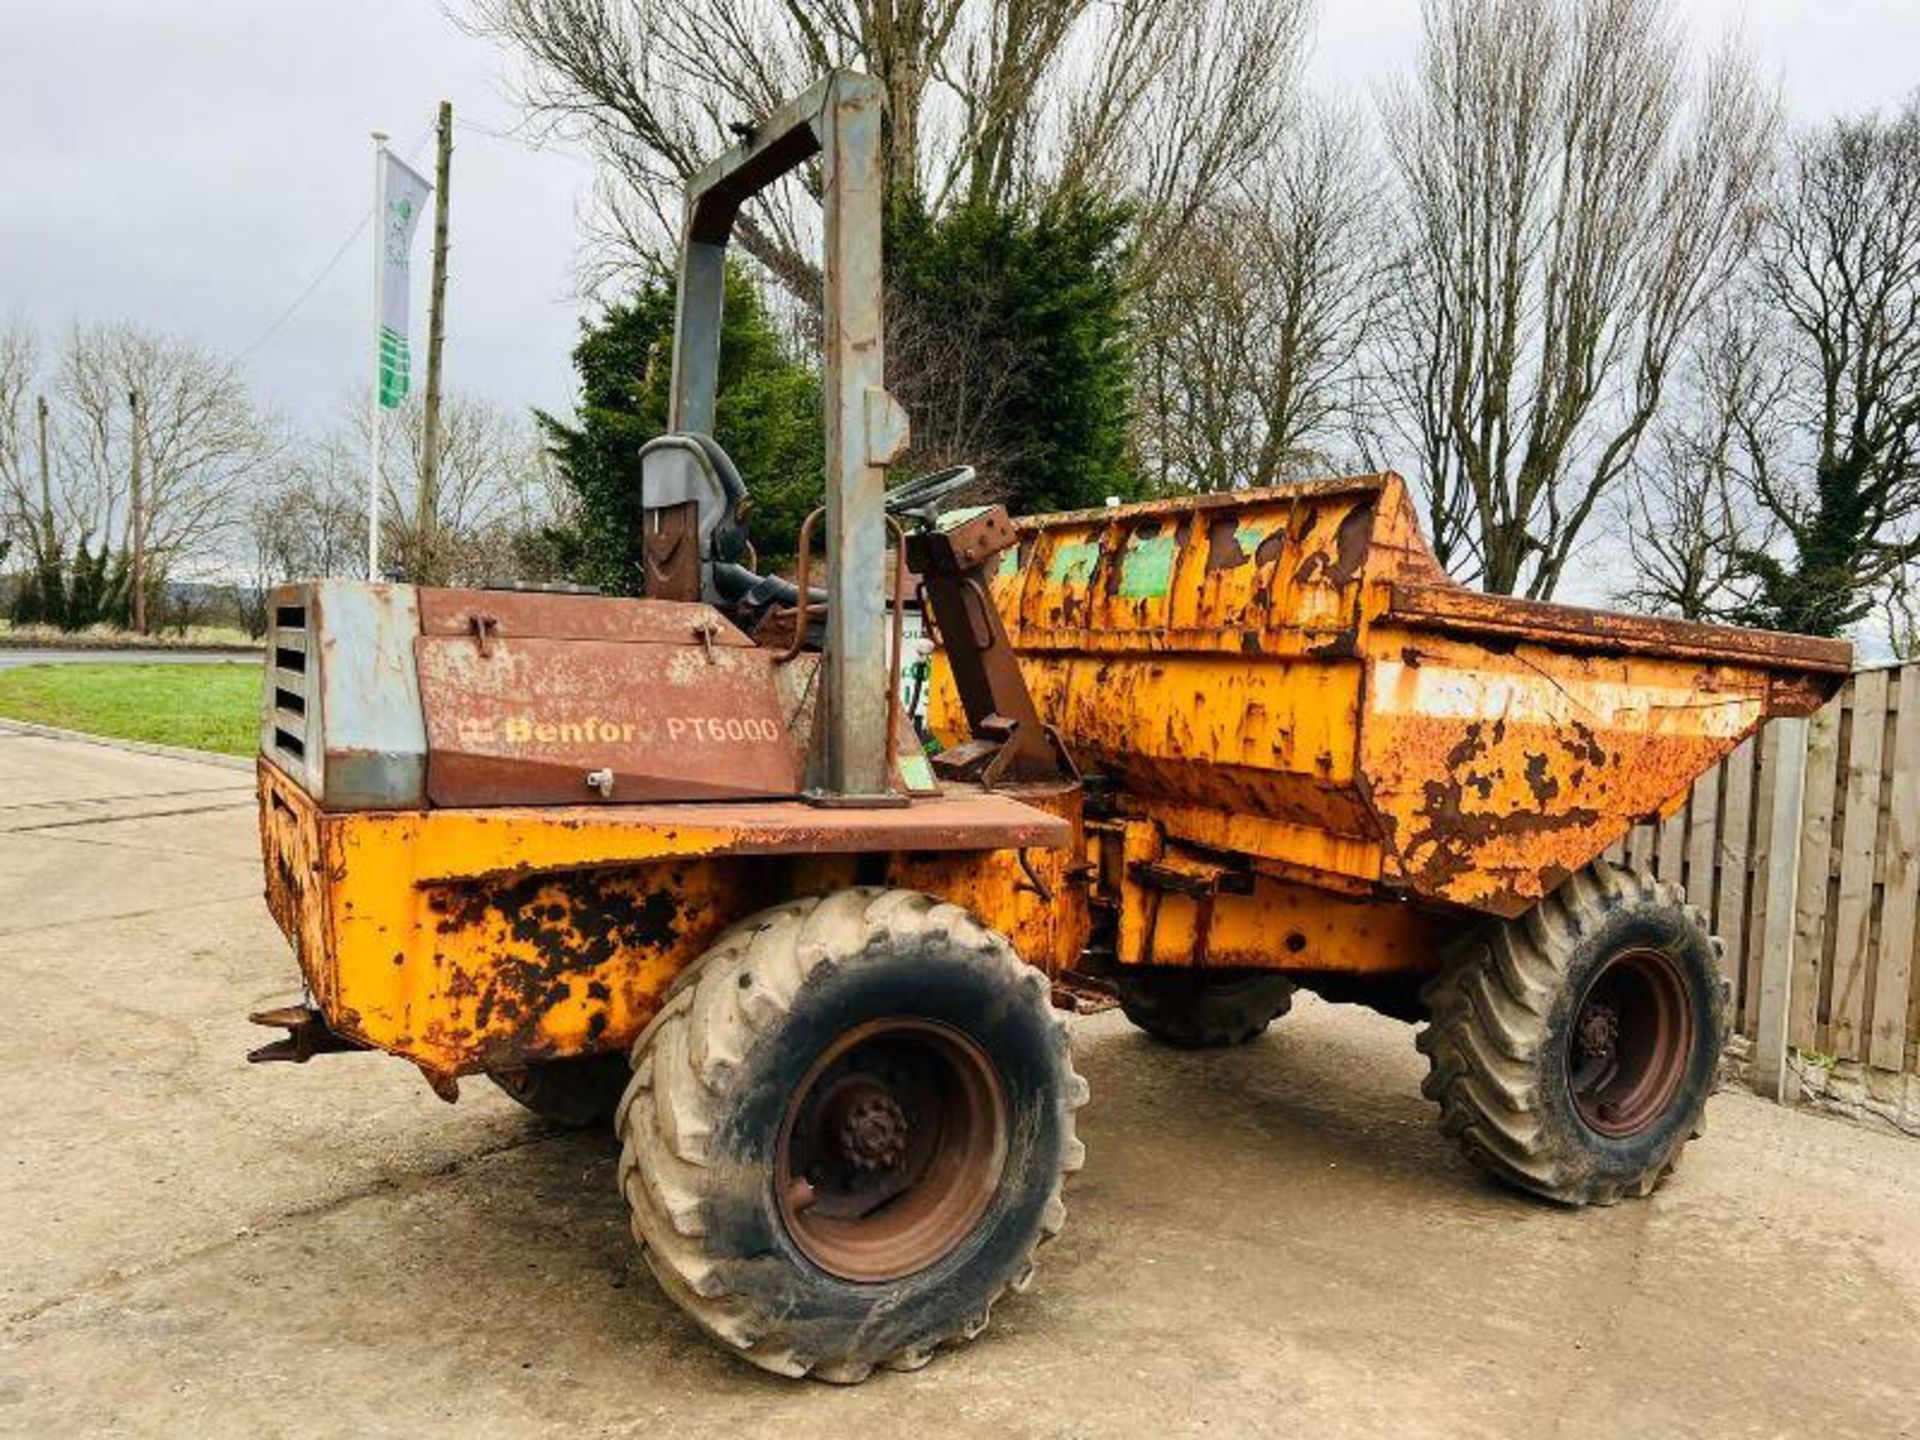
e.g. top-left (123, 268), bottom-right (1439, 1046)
top-left (1567, 947), bottom-right (1694, 1138)
top-left (1576, 1003), bottom-right (1620, 1067)
top-left (837, 1089), bottom-right (910, 1171)
top-left (776, 1018), bottom-right (1008, 1283)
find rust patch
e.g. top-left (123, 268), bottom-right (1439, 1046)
top-left (1523, 753), bottom-right (1561, 804)
top-left (1306, 628), bottom-right (1361, 659)
top-left (1328, 497), bottom-right (1377, 585)
top-left (1408, 769), bottom-right (1603, 897)
top-left (1561, 719), bottom-right (1607, 768)
top-left (420, 862), bottom-right (711, 1070)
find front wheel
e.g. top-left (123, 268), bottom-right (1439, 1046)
top-left (1417, 862), bottom-right (1727, 1206)
top-left (617, 888), bottom-right (1087, 1382)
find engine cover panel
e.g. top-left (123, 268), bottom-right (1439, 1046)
top-left (417, 632), bottom-right (801, 806)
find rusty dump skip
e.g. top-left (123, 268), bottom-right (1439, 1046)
top-left (936, 472), bottom-right (1851, 918)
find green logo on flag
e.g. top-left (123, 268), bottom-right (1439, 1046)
top-left (378, 325), bottom-right (410, 409)
top-left (375, 152), bottom-right (430, 413)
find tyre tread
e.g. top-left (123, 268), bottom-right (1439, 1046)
top-left (1117, 971), bottom-right (1296, 1048)
top-left (616, 887), bottom-right (1086, 1382)
top-left (1418, 860), bottom-right (1728, 1205)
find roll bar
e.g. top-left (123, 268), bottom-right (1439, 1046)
top-left (665, 70), bottom-right (908, 802)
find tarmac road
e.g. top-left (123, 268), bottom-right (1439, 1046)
top-left (1, 722), bottom-right (1916, 1438)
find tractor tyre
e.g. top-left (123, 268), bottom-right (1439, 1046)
top-left (1117, 969), bottom-right (1296, 1048)
top-left (488, 1055), bottom-right (630, 1128)
top-left (616, 887), bottom-right (1087, 1383)
top-left (1417, 861), bottom-right (1728, 1206)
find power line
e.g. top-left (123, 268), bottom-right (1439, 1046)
top-left (451, 115), bottom-right (597, 165)
top-left (237, 210), bottom-right (371, 358)
top-left (235, 127), bottom-right (435, 360)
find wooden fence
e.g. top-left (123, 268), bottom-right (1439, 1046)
top-left (1602, 661), bottom-right (1920, 1079)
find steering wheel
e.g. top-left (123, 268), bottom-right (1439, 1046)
top-left (885, 465), bottom-right (977, 522)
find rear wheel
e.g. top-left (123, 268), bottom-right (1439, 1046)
top-left (1117, 969), bottom-right (1295, 1048)
top-left (488, 1055), bottom-right (629, 1128)
top-left (617, 888), bottom-right (1087, 1382)
top-left (1417, 862), bottom-right (1727, 1206)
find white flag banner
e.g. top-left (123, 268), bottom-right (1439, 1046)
top-left (376, 151), bottom-right (433, 410)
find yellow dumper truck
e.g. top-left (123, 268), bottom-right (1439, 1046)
top-left (249, 71), bottom-right (1851, 1381)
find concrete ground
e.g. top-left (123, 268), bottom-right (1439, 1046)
top-left (2, 725), bottom-right (1916, 1439)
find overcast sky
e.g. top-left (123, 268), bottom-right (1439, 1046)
top-left (2, 0), bottom-right (1916, 440)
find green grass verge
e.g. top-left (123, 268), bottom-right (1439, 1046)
top-left (0, 663), bottom-right (259, 755)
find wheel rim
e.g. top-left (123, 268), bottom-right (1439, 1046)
top-left (1567, 946), bottom-right (1694, 1138)
top-left (776, 1018), bottom-right (1007, 1283)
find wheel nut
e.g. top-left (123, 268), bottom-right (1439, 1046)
top-left (839, 1093), bottom-right (909, 1171)
top-left (1577, 1003), bottom-right (1620, 1064)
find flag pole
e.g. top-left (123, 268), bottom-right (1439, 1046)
top-left (368, 130), bottom-right (389, 581)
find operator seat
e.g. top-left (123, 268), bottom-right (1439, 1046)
top-left (639, 431), bottom-right (818, 633)
top-left (638, 432), bottom-right (751, 603)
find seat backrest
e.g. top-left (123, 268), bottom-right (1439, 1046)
top-left (640, 432), bottom-right (753, 601)
top-left (639, 434), bottom-right (748, 554)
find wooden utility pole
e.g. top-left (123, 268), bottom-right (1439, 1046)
top-left (418, 99), bottom-right (453, 583)
top-left (34, 395), bottom-right (52, 551)
top-left (128, 389), bottom-right (147, 634)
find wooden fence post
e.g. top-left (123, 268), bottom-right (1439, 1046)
top-left (1753, 714), bottom-right (1810, 1103)
top-left (1871, 666), bottom-right (1920, 1073)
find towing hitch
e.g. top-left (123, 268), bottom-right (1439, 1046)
top-left (247, 1004), bottom-right (363, 1064)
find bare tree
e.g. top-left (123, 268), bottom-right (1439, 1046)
top-left (460, 0), bottom-right (1308, 294)
top-left (52, 322), bottom-right (270, 576)
top-left (240, 441), bottom-right (365, 634)
top-left (244, 391), bottom-right (565, 605)
top-left (340, 390), bottom-right (566, 585)
top-left (1616, 467), bottom-right (1733, 619)
top-left (1711, 97), bottom-right (1920, 636)
top-left (883, 270), bottom-right (1028, 485)
top-left (1375, 0), bottom-right (1774, 597)
top-left (0, 321), bottom-right (44, 561)
top-left (1136, 103), bottom-right (1380, 491)
top-left (1882, 570), bottom-right (1920, 660)
top-left (1036, 0), bottom-right (1309, 281)
top-left (1614, 309), bottom-right (1780, 617)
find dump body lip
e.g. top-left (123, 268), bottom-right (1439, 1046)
top-left (1009, 473), bottom-right (1395, 532)
top-left (1387, 580), bottom-right (1853, 675)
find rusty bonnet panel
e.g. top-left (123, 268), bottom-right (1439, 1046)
top-left (418, 634), bottom-right (800, 806)
top-left (414, 585), bottom-right (801, 807)
top-left (273, 580), bottom-right (821, 810)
